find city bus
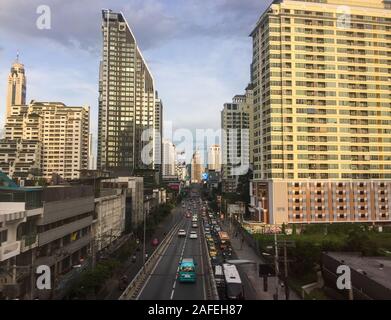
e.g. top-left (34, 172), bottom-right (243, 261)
top-left (218, 231), bottom-right (231, 251)
top-left (178, 258), bottom-right (197, 283)
top-left (223, 263), bottom-right (244, 300)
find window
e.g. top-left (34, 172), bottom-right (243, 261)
top-left (0, 230), bottom-right (8, 245)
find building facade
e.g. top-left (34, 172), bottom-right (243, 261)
top-left (93, 189), bottom-right (126, 252)
top-left (208, 144), bottom-right (221, 172)
top-left (221, 88), bottom-right (252, 193)
top-left (98, 10), bottom-right (156, 173)
top-left (102, 176), bottom-right (144, 228)
top-left (250, 0), bottom-right (391, 224)
top-left (1, 101), bottom-right (90, 180)
top-left (154, 95), bottom-right (163, 179)
top-left (0, 185), bottom-right (94, 300)
top-left (162, 138), bottom-right (176, 177)
top-left (191, 150), bottom-right (202, 183)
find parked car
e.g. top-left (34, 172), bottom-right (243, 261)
top-left (151, 238), bottom-right (159, 246)
top-left (192, 223), bottom-right (198, 228)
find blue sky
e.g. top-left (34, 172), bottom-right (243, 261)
top-left (0, 0), bottom-right (272, 161)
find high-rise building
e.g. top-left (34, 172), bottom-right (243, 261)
top-left (88, 133), bottom-right (96, 170)
top-left (221, 88), bottom-right (253, 193)
top-left (208, 144), bottom-right (221, 172)
top-left (6, 54), bottom-right (26, 118)
top-left (162, 138), bottom-right (176, 177)
top-left (98, 10), bottom-right (156, 174)
top-left (1, 101), bottom-right (90, 180)
top-left (191, 150), bottom-right (202, 183)
top-left (154, 94), bottom-right (163, 178)
top-left (250, 0), bottom-right (391, 224)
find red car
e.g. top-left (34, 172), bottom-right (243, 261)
top-left (151, 238), bottom-right (159, 246)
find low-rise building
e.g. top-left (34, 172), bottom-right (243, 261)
top-left (102, 176), bottom-right (144, 229)
top-left (93, 189), bottom-right (126, 252)
top-left (322, 252), bottom-right (391, 300)
top-left (250, 180), bottom-right (391, 225)
top-left (0, 184), bottom-right (94, 299)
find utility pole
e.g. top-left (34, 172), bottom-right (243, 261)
top-left (273, 232), bottom-right (279, 300)
top-left (283, 240), bottom-right (290, 300)
top-left (143, 209), bottom-right (146, 266)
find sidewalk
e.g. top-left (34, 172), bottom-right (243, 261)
top-left (223, 220), bottom-right (300, 300)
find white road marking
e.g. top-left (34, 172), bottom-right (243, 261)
top-left (170, 209), bottom-right (191, 300)
top-left (136, 212), bottom-right (183, 300)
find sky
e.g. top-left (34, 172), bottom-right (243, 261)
top-left (0, 0), bottom-right (272, 163)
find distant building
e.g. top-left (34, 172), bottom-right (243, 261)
top-left (154, 95), bottom-right (163, 179)
top-left (1, 101), bottom-right (90, 181)
top-left (6, 55), bottom-right (26, 118)
top-left (191, 150), bottom-right (202, 183)
top-left (221, 86), bottom-right (253, 193)
top-left (162, 139), bottom-right (176, 177)
top-left (208, 144), bottom-right (221, 172)
top-left (88, 134), bottom-right (96, 170)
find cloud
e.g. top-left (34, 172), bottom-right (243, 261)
top-left (0, 0), bottom-right (272, 54)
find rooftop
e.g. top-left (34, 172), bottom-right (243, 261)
top-left (326, 252), bottom-right (391, 290)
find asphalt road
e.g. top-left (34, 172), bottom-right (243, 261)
top-left (138, 197), bottom-right (208, 300)
top-left (102, 205), bottom-right (185, 299)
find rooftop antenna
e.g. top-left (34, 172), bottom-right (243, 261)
top-left (16, 50), bottom-right (19, 62)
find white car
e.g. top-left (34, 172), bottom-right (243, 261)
top-left (192, 223), bottom-right (198, 228)
top-left (178, 229), bottom-right (186, 237)
top-left (190, 231), bottom-right (198, 239)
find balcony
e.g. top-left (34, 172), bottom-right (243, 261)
top-left (0, 241), bottom-right (21, 262)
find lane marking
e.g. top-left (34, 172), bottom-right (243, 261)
top-left (170, 208), bottom-right (192, 300)
top-left (136, 216), bottom-right (183, 300)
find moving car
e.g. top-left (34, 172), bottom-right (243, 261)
top-left (178, 229), bottom-right (186, 237)
top-left (190, 231), bottom-right (198, 239)
top-left (178, 258), bottom-right (197, 283)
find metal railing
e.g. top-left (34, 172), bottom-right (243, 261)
top-left (118, 219), bottom-right (183, 300)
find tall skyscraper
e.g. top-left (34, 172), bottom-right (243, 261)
top-left (98, 10), bottom-right (156, 174)
top-left (88, 133), bottom-right (96, 170)
top-left (208, 144), bottom-right (221, 172)
top-left (250, 0), bottom-right (391, 224)
top-left (191, 150), bottom-right (202, 183)
top-left (154, 93), bottom-right (163, 177)
top-left (1, 101), bottom-right (90, 180)
top-left (6, 54), bottom-right (26, 118)
top-left (221, 89), bottom-right (253, 193)
top-left (162, 138), bottom-right (176, 177)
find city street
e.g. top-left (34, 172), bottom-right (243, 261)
top-left (138, 192), bottom-right (209, 300)
top-left (100, 205), bottom-right (186, 300)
